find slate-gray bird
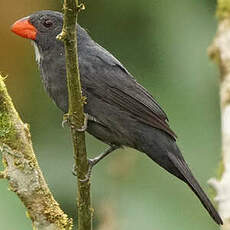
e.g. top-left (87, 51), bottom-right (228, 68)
top-left (11, 10), bottom-right (223, 225)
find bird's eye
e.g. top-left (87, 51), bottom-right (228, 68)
top-left (43, 19), bottom-right (53, 28)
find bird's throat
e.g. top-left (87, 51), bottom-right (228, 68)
top-left (32, 42), bottom-right (42, 65)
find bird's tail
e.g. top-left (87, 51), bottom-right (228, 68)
top-left (137, 127), bottom-right (222, 224)
top-left (167, 151), bottom-right (223, 225)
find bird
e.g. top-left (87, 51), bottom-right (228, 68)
top-left (11, 10), bottom-right (223, 225)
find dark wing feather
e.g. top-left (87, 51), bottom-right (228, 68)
top-left (107, 85), bottom-right (176, 138)
top-left (80, 43), bottom-right (177, 140)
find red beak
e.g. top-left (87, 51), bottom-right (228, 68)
top-left (11, 17), bottom-right (37, 40)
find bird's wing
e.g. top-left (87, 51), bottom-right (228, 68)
top-left (80, 43), bottom-right (177, 140)
top-left (106, 84), bottom-right (177, 140)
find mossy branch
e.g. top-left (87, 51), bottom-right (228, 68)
top-left (0, 76), bottom-right (73, 230)
top-left (217, 0), bottom-right (230, 20)
top-left (59, 1), bottom-right (93, 230)
top-left (208, 0), bottom-right (230, 229)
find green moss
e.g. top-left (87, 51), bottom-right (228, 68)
top-left (0, 76), bottom-right (27, 152)
top-left (217, 0), bottom-right (230, 20)
top-left (0, 111), bottom-right (15, 143)
top-left (0, 77), bottom-right (16, 146)
top-left (0, 112), bottom-right (11, 137)
top-left (0, 110), bottom-right (18, 150)
top-left (216, 159), bottom-right (225, 179)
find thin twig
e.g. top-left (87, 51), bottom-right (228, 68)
top-left (59, 1), bottom-right (93, 230)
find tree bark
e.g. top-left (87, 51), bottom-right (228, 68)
top-left (208, 0), bottom-right (230, 229)
top-left (0, 75), bottom-right (73, 230)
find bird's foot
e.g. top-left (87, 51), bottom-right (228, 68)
top-left (62, 113), bottom-right (69, 127)
top-left (76, 114), bottom-right (88, 132)
top-left (72, 158), bottom-right (96, 182)
top-left (62, 113), bottom-right (88, 132)
top-left (72, 163), bottom-right (77, 176)
top-left (72, 145), bottom-right (120, 181)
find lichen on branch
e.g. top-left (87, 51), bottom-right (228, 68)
top-left (208, 0), bottom-right (230, 229)
top-left (0, 75), bottom-right (72, 230)
top-left (217, 0), bottom-right (230, 20)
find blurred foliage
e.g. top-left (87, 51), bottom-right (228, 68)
top-left (0, 0), bottom-right (221, 229)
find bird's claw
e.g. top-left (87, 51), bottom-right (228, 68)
top-left (76, 114), bottom-right (88, 132)
top-left (72, 145), bottom-right (119, 181)
top-left (62, 113), bottom-right (70, 128)
top-left (72, 158), bottom-right (95, 182)
top-left (62, 113), bottom-right (88, 132)
top-left (72, 163), bottom-right (77, 176)
top-left (62, 119), bottom-right (67, 128)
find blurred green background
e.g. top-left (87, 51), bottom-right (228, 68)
top-left (0, 0), bottom-right (221, 229)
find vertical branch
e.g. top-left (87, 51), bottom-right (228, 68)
top-left (208, 0), bottom-right (230, 229)
top-left (58, 1), bottom-right (92, 230)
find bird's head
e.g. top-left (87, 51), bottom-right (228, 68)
top-left (11, 10), bottom-right (64, 51)
top-left (11, 10), bottom-right (91, 54)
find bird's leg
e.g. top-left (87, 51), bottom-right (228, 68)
top-left (62, 113), bottom-right (88, 132)
top-left (72, 145), bottom-right (120, 181)
top-left (88, 145), bottom-right (120, 167)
